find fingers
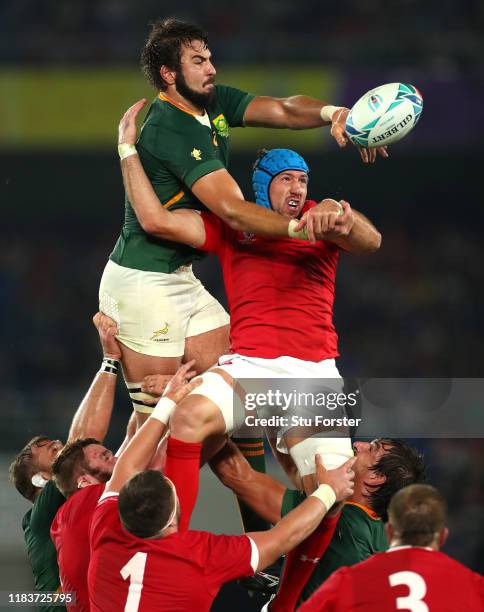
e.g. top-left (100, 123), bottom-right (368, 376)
top-left (378, 146), bottom-right (389, 158)
top-left (341, 456), bottom-right (357, 472)
top-left (331, 125), bottom-right (348, 148)
top-left (176, 359), bottom-right (197, 380)
top-left (358, 147), bottom-right (369, 163)
top-left (293, 214), bottom-right (308, 232)
top-left (169, 376), bottom-right (203, 404)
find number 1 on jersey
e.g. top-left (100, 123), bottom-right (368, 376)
top-left (121, 552), bottom-right (147, 612)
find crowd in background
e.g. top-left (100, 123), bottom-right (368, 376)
top-left (1, 0), bottom-right (483, 73)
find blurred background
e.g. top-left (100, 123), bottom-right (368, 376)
top-left (1, 0), bottom-right (483, 608)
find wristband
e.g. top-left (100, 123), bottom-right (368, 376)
top-left (288, 219), bottom-right (309, 240)
top-left (151, 397), bottom-right (176, 425)
top-left (100, 357), bottom-right (119, 375)
top-left (118, 143), bottom-right (138, 160)
top-left (320, 105), bottom-right (344, 123)
top-left (310, 483), bottom-right (336, 511)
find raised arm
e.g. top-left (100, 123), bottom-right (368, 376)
top-left (248, 455), bottom-right (356, 571)
top-left (301, 199), bottom-right (381, 252)
top-left (67, 313), bottom-right (121, 443)
top-left (105, 365), bottom-right (200, 493)
top-left (244, 96), bottom-right (389, 164)
top-left (118, 100), bottom-right (307, 240)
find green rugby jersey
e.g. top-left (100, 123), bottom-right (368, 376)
top-left (281, 491), bottom-right (388, 603)
top-left (110, 84), bottom-right (254, 273)
top-left (22, 480), bottom-right (66, 612)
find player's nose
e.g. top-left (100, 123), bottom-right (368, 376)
top-left (353, 441), bottom-right (370, 454)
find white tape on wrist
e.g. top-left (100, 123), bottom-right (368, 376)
top-left (310, 484), bottom-right (337, 511)
top-left (320, 105), bottom-right (344, 123)
top-left (150, 397), bottom-right (176, 425)
top-left (288, 219), bottom-right (309, 240)
top-left (118, 143), bottom-right (138, 160)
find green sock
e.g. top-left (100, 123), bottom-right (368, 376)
top-left (232, 437), bottom-right (272, 532)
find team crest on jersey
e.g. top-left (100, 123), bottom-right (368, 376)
top-left (213, 114), bottom-right (229, 138)
top-left (191, 148), bottom-right (202, 161)
top-left (239, 231), bottom-right (256, 244)
top-left (151, 323), bottom-right (169, 341)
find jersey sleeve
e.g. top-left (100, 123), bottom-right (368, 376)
top-left (138, 123), bottom-right (225, 190)
top-left (215, 85), bottom-right (255, 127)
top-left (202, 532), bottom-right (255, 585)
top-left (199, 212), bottom-right (227, 254)
top-left (29, 480), bottom-right (65, 532)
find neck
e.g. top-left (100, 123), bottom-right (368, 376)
top-left (162, 88), bottom-right (204, 115)
top-left (390, 538), bottom-right (439, 551)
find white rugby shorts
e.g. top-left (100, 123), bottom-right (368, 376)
top-left (99, 260), bottom-right (229, 357)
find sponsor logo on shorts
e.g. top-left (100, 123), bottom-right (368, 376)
top-left (151, 323), bottom-right (170, 341)
top-left (191, 148), bottom-right (202, 161)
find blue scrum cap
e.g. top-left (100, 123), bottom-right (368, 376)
top-left (252, 149), bottom-right (309, 209)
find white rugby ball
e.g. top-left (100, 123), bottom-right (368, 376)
top-left (345, 83), bottom-right (423, 148)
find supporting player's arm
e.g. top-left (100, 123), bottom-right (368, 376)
top-left (244, 96), bottom-right (389, 163)
top-left (248, 455), bottom-right (355, 571)
top-left (67, 313), bottom-right (122, 443)
top-left (210, 439), bottom-right (286, 525)
top-left (118, 100), bottom-right (308, 240)
top-left (104, 366), bottom-right (200, 493)
top-left (301, 199), bottom-right (381, 252)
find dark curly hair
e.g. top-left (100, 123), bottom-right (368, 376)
top-left (140, 18), bottom-right (209, 91)
top-left (367, 438), bottom-right (427, 522)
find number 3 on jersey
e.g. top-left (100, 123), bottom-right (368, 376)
top-left (389, 570), bottom-right (429, 612)
top-left (121, 552), bottom-right (147, 612)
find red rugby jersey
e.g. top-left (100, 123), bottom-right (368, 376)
top-left (50, 483), bottom-right (105, 612)
top-left (88, 495), bottom-right (255, 612)
top-left (200, 201), bottom-right (340, 362)
top-left (299, 546), bottom-right (484, 611)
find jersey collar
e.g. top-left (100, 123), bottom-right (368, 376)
top-left (345, 500), bottom-right (380, 521)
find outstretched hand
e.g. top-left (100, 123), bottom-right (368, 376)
top-left (141, 360), bottom-right (198, 406)
top-left (315, 454), bottom-right (356, 503)
top-left (118, 98), bottom-right (148, 145)
top-left (330, 108), bottom-right (389, 164)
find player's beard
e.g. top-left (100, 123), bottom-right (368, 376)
top-left (175, 71), bottom-right (215, 109)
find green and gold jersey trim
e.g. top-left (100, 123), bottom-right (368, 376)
top-left (345, 500), bottom-right (381, 521)
top-left (158, 92), bottom-right (199, 117)
top-left (163, 190), bottom-right (185, 208)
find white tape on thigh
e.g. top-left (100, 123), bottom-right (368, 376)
top-left (289, 437), bottom-right (354, 476)
top-left (126, 381), bottom-right (156, 414)
top-left (188, 371), bottom-right (234, 433)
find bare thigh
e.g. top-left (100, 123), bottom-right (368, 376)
top-left (184, 325), bottom-right (230, 374)
top-left (120, 343), bottom-right (182, 426)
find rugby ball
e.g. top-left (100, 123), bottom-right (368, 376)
top-left (345, 83), bottom-right (423, 148)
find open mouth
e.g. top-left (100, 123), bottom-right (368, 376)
top-left (287, 199), bottom-right (300, 211)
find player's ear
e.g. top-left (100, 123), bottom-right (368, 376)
top-left (384, 522), bottom-right (394, 543)
top-left (160, 65), bottom-right (176, 87)
top-left (77, 474), bottom-right (92, 489)
top-left (366, 471), bottom-right (386, 486)
top-left (439, 527), bottom-right (449, 548)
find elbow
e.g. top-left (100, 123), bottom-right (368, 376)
top-left (141, 216), bottom-right (175, 240)
top-left (366, 231), bottom-right (382, 253)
